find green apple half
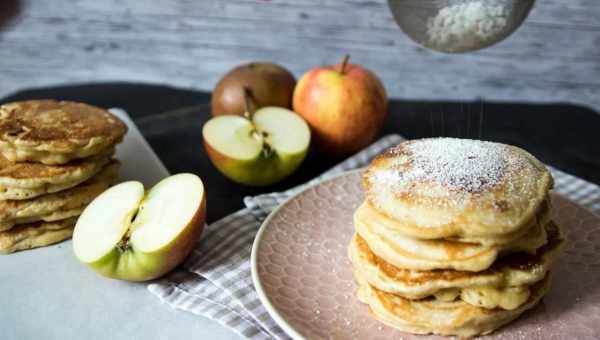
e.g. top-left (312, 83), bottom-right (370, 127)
top-left (202, 106), bottom-right (311, 186)
top-left (73, 173), bottom-right (206, 282)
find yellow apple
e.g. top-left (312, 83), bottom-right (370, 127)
top-left (293, 55), bottom-right (388, 158)
top-left (203, 106), bottom-right (310, 186)
top-left (72, 174), bottom-right (206, 282)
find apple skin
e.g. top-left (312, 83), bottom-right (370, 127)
top-left (212, 62), bottom-right (296, 116)
top-left (292, 61), bottom-right (387, 158)
top-left (84, 190), bottom-right (206, 282)
top-left (204, 140), bottom-right (307, 187)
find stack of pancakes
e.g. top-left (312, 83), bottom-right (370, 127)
top-left (0, 100), bottom-right (127, 254)
top-left (349, 138), bottom-right (564, 337)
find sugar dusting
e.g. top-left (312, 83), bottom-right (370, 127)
top-left (379, 138), bottom-right (513, 194)
top-left (426, 1), bottom-right (509, 53)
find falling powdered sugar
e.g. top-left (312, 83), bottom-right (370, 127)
top-left (384, 138), bottom-right (511, 194)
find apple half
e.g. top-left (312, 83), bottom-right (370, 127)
top-left (203, 106), bottom-right (311, 186)
top-left (73, 173), bottom-right (206, 282)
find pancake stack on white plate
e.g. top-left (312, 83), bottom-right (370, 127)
top-left (349, 138), bottom-right (565, 338)
top-left (0, 100), bottom-right (126, 254)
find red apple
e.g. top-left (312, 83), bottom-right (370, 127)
top-left (212, 62), bottom-right (296, 116)
top-left (292, 55), bottom-right (388, 158)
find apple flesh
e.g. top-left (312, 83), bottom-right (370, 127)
top-left (73, 173), bottom-right (206, 282)
top-left (293, 56), bottom-right (388, 158)
top-left (203, 107), bottom-right (310, 186)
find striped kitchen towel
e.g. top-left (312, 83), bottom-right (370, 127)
top-left (148, 134), bottom-right (600, 339)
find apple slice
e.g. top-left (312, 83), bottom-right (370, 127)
top-left (73, 173), bottom-right (206, 282)
top-left (203, 106), bottom-right (310, 186)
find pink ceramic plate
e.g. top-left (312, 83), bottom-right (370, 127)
top-left (251, 170), bottom-right (600, 339)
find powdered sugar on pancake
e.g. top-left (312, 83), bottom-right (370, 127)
top-left (364, 138), bottom-right (552, 235)
top-left (405, 138), bottom-right (508, 193)
top-left (374, 138), bottom-right (525, 194)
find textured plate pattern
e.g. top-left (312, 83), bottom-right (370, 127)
top-left (254, 171), bottom-right (600, 339)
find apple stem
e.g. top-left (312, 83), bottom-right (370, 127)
top-left (243, 86), bottom-right (255, 121)
top-left (242, 87), bottom-right (273, 157)
top-left (116, 239), bottom-right (130, 253)
top-left (340, 54), bottom-right (350, 75)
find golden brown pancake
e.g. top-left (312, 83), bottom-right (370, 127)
top-left (355, 271), bottom-right (551, 338)
top-left (363, 138), bottom-right (553, 239)
top-left (354, 201), bottom-right (549, 272)
top-left (0, 161), bottom-right (119, 231)
top-left (0, 153), bottom-right (111, 200)
top-left (0, 100), bottom-right (127, 164)
top-left (0, 217), bottom-right (77, 254)
top-left (349, 222), bottom-right (564, 302)
top-left (357, 199), bottom-right (551, 246)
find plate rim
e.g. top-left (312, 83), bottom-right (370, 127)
top-left (250, 169), bottom-right (363, 340)
top-left (249, 168), bottom-right (596, 339)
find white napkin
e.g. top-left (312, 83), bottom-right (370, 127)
top-left (148, 134), bottom-right (600, 339)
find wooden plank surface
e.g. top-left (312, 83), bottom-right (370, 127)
top-left (0, 0), bottom-right (599, 112)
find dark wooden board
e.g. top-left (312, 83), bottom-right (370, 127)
top-left (2, 82), bottom-right (598, 223)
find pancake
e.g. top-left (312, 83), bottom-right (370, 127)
top-left (0, 100), bottom-right (127, 164)
top-left (363, 138), bottom-right (553, 239)
top-left (0, 153), bottom-right (111, 200)
top-left (354, 204), bottom-right (548, 272)
top-left (0, 217), bottom-right (77, 254)
top-left (349, 222), bottom-right (564, 303)
top-left (0, 161), bottom-right (119, 231)
top-left (356, 199), bottom-right (551, 246)
top-left (355, 271), bottom-right (551, 338)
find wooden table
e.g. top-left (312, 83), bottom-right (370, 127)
top-left (1, 0), bottom-right (599, 111)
